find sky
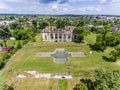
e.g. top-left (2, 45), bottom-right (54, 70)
top-left (0, 0), bottom-right (120, 15)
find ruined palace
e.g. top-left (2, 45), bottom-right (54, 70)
top-left (42, 26), bottom-right (76, 42)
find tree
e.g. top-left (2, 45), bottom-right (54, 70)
top-left (16, 41), bottom-right (22, 49)
top-left (10, 22), bottom-right (19, 29)
top-left (0, 26), bottom-right (10, 38)
top-left (32, 20), bottom-right (37, 28)
top-left (0, 26), bottom-right (10, 48)
top-left (12, 27), bottom-right (34, 40)
top-left (73, 83), bottom-right (88, 90)
top-left (38, 21), bottom-right (49, 29)
top-left (74, 70), bottom-right (120, 90)
top-left (73, 26), bottom-right (89, 43)
top-left (94, 34), bottom-right (106, 51)
top-left (109, 45), bottom-right (120, 62)
top-left (56, 19), bottom-right (66, 29)
top-left (94, 25), bottom-right (110, 51)
top-left (93, 70), bottom-right (120, 90)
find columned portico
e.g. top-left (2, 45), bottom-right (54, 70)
top-left (42, 26), bottom-right (75, 42)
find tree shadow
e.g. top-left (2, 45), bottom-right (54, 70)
top-left (102, 56), bottom-right (115, 62)
top-left (8, 86), bottom-right (14, 90)
top-left (88, 44), bottom-right (98, 51)
top-left (88, 44), bottom-right (105, 52)
top-left (80, 78), bottom-right (93, 90)
top-left (74, 41), bottom-right (84, 44)
top-left (88, 44), bottom-right (95, 50)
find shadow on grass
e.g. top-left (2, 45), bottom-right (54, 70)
top-left (88, 44), bottom-right (99, 51)
top-left (88, 44), bottom-right (105, 52)
top-left (80, 78), bottom-right (93, 90)
top-left (73, 78), bottom-right (93, 90)
top-left (102, 56), bottom-right (116, 62)
top-left (8, 86), bottom-right (14, 90)
top-left (74, 41), bottom-right (84, 44)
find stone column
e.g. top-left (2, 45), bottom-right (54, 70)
top-left (45, 33), bottom-right (47, 41)
top-left (42, 33), bottom-right (44, 41)
top-left (66, 34), bottom-right (68, 42)
top-left (48, 33), bottom-right (50, 41)
top-left (53, 33), bottom-right (55, 42)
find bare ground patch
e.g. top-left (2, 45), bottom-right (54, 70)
top-left (36, 52), bottom-right (52, 57)
top-left (114, 61), bottom-right (120, 66)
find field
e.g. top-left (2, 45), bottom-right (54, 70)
top-left (0, 33), bottom-right (120, 90)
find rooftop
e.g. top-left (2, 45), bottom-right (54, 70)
top-left (42, 26), bottom-right (75, 33)
top-left (111, 26), bottom-right (120, 32)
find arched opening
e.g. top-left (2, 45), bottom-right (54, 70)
top-left (51, 33), bottom-right (53, 39)
top-left (45, 35), bottom-right (47, 40)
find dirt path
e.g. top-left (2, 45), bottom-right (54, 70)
top-left (114, 61), bottom-right (120, 66)
top-left (0, 48), bottom-right (29, 76)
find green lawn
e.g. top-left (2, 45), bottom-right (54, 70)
top-left (1, 33), bottom-right (120, 90)
top-left (59, 79), bottom-right (67, 90)
top-left (84, 33), bottom-right (96, 45)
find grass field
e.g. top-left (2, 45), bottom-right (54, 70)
top-left (59, 79), bottom-right (67, 90)
top-left (1, 33), bottom-right (120, 90)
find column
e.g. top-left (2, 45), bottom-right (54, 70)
top-left (42, 33), bottom-right (44, 41)
top-left (48, 33), bottom-right (51, 41)
top-left (53, 33), bottom-right (55, 42)
top-left (66, 34), bottom-right (68, 42)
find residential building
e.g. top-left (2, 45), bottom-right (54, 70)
top-left (111, 26), bottom-right (120, 32)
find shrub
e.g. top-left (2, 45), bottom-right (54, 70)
top-left (73, 83), bottom-right (88, 90)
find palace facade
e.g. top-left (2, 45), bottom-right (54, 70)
top-left (42, 26), bottom-right (76, 42)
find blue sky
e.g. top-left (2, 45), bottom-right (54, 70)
top-left (0, 0), bottom-right (120, 15)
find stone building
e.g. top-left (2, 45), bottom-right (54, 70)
top-left (42, 26), bottom-right (76, 42)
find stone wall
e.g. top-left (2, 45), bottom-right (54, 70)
top-left (42, 33), bottom-right (73, 42)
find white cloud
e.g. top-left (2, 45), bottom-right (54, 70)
top-left (80, 6), bottom-right (102, 12)
top-left (51, 4), bottom-right (58, 11)
top-left (1, 0), bottom-right (40, 5)
top-left (50, 3), bottom-right (69, 14)
top-left (69, 0), bottom-right (95, 3)
top-left (0, 0), bottom-right (120, 15)
top-left (100, 0), bottom-right (120, 4)
top-left (3, 0), bottom-right (22, 2)
top-left (69, 0), bottom-right (94, 2)
top-left (100, 0), bottom-right (107, 4)
top-left (0, 3), bottom-right (11, 10)
top-left (111, 0), bottom-right (120, 3)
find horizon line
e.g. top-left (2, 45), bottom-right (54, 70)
top-left (0, 13), bottom-right (120, 16)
